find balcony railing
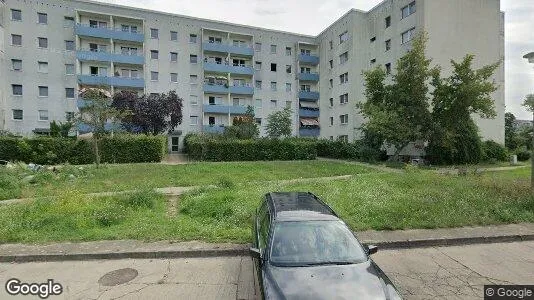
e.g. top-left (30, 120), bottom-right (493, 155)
top-left (299, 108), bottom-right (320, 118)
top-left (78, 75), bottom-right (145, 88)
top-left (298, 72), bottom-right (320, 82)
top-left (77, 49), bottom-right (144, 65)
top-left (203, 125), bottom-right (226, 134)
top-left (203, 83), bottom-right (229, 94)
top-left (298, 54), bottom-right (320, 65)
top-left (203, 104), bottom-right (247, 115)
top-left (299, 127), bottom-right (320, 137)
top-left (75, 23), bottom-right (144, 42)
top-left (204, 61), bottom-right (254, 75)
top-left (299, 91), bottom-right (320, 101)
top-left (203, 41), bottom-right (254, 56)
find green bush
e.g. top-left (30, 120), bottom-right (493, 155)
top-left (516, 150), bottom-right (531, 162)
top-left (316, 139), bottom-right (386, 162)
top-left (0, 135), bottom-right (166, 165)
top-left (482, 140), bottom-right (508, 162)
top-left (184, 134), bottom-right (316, 161)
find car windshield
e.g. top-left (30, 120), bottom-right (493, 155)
top-left (269, 221), bottom-right (367, 266)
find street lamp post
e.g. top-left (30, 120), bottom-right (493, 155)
top-left (522, 52), bottom-right (534, 193)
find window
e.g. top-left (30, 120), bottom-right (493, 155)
top-left (65, 88), bottom-right (75, 99)
top-left (270, 44), bottom-right (277, 54)
top-left (171, 73), bottom-right (178, 83)
top-left (329, 40), bottom-right (333, 50)
top-left (170, 52), bottom-right (178, 62)
top-left (329, 79), bottom-right (333, 88)
top-left (37, 13), bottom-right (47, 24)
top-left (121, 24), bottom-right (137, 33)
top-left (208, 36), bottom-right (222, 44)
top-left (329, 60), bottom-right (333, 69)
top-left (286, 83), bottom-right (292, 92)
top-left (385, 16), bottom-right (391, 28)
top-left (189, 34), bottom-right (197, 43)
top-left (300, 84), bottom-right (311, 92)
top-left (255, 61), bottom-right (262, 70)
top-left (90, 66), bottom-right (107, 76)
top-left (330, 117), bottom-right (334, 126)
top-left (233, 40), bottom-right (246, 47)
top-left (329, 98), bottom-right (334, 107)
top-left (64, 16), bottom-right (75, 27)
top-left (170, 31), bottom-right (178, 41)
top-left (270, 100), bottom-right (277, 109)
top-left (190, 116), bottom-right (198, 125)
top-left (255, 80), bottom-right (262, 89)
top-left (271, 63), bottom-right (277, 72)
top-left (65, 40), bottom-right (75, 51)
top-left (232, 59), bottom-right (246, 67)
top-left (255, 42), bottom-right (262, 52)
top-left (190, 75), bottom-right (198, 84)
top-left (300, 67), bottom-right (311, 74)
top-left (339, 52), bottom-right (348, 64)
top-left (339, 31), bottom-right (349, 44)
top-left (340, 114), bottom-right (349, 124)
top-left (38, 86), bottom-right (48, 97)
top-left (11, 34), bottom-right (22, 46)
top-left (286, 101), bottom-right (292, 109)
top-left (150, 50), bottom-right (159, 60)
top-left (255, 99), bottom-right (262, 108)
top-left (385, 39), bottom-right (391, 51)
top-left (339, 93), bottom-right (349, 104)
top-left (402, 1), bottom-right (416, 19)
top-left (286, 65), bottom-right (292, 74)
top-left (151, 71), bottom-right (159, 81)
top-left (12, 85), bottom-right (22, 96)
top-left (370, 37), bottom-right (376, 43)
top-left (339, 135), bottom-right (349, 143)
top-left (38, 110), bottom-right (49, 121)
top-left (12, 59), bottom-right (22, 71)
top-left (255, 118), bottom-right (262, 125)
top-left (285, 47), bottom-right (292, 56)
top-left (150, 28), bottom-right (159, 39)
top-left (300, 49), bottom-right (311, 56)
top-left (90, 20), bottom-right (107, 28)
top-left (190, 95), bottom-right (198, 105)
top-left (38, 61), bottom-right (48, 73)
top-left (270, 82), bottom-right (277, 91)
top-left (190, 55), bottom-right (198, 63)
top-left (66, 112), bottom-right (75, 122)
top-left (339, 73), bottom-right (348, 84)
top-left (11, 9), bottom-right (22, 21)
top-left (402, 28), bottom-right (416, 44)
top-left (13, 110), bottom-right (23, 120)
top-left (385, 63), bottom-right (392, 75)
top-left (38, 37), bottom-right (48, 48)
top-left (65, 64), bottom-right (75, 75)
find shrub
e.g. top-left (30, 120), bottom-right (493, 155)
top-left (482, 140), bottom-right (508, 162)
top-left (516, 150), bottom-right (531, 162)
top-left (316, 139), bottom-right (386, 162)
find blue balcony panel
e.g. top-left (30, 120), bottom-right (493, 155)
top-left (75, 24), bottom-right (144, 43)
top-left (298, 54), bottom-right (320, 65)
top-left (298, 73), bottom-right (320, 82)
top-left (229, 86), bottom-right (254, 95)
top-left (203, 105), bottom-right (247, 115)
top-left (78, 75), bottom-right (144, 88)
top-left (228, 45), bottom-right (254, 56)
top-left (299, 128), bottom-right (320, 137)
top-left (299, 108), bottom-right (320, 118)
top-left (203, 43), bottom-right (229, 53)
top-left (78, 75), bottom-right (111, 86)
top-left (230, 106), bottom-right (247, 115)
top-left (204, 62), bottom-right (229, 73)
top-left (77, 51), bottom-right (144, 65)
top-left (299, 91), bottom-right (320, 101)
top-left (229, 65), bottom-right (254, 75)
top-left (203, 84), bottom-right (229, 94)
top-left (203, 125), bottom-right (226, 134)
top-left (77, 123), bottom-right (122, 134)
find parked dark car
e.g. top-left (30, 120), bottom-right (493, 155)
top-left (250, 192), bottom-right (402, 300)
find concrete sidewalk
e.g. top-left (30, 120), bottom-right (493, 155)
top-left (1, 223), bottom-right (533, 263)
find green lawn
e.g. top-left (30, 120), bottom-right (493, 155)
top-left (0, 160), bottom-right (373, 200)
top-left (1, 167), bottom-right (532, 244)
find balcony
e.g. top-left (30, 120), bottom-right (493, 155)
top-left (299, 127), bottom-right (320, 137)
top-left (203, 42), bottom-right (254, 57)
top-left (299, 108), bottom-right (320, 118)
top-left (228, 44), bottom-right (254, 56)
top-left (77, 50), bottom-right (144, 65)
top-left (78, 122), bottom-right (122, 134)
top-left (229, 85), bottom-right (254, 95)
top-left (298, 72), bottom-right (320, 82)
top-left (298, 54), bottom-right (320, 65)
top-left (78, 75), bottom-right (145, 88)
top-left (204, 62), bottom-right (254, 75)
top-left (75, 24), bottom-right (144, 43)
top-left (203, 104), bottom-right (247, 115)
top-left (203, 83), bottom-right (229, 94)
top-left (203, 125), bottom-right (226, 134)
top-left (299, 91), bottom-right (320, 101)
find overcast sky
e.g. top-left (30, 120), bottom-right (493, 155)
top-left (97, 0), bottom-right (534, 119)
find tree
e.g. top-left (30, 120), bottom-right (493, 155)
top-left (427, 54), bottom-right (500, 164)
top-left (358, 33), bottom-right (436, 159)
top-left (224, 106), bottom-right (259, 139)
top-left (505, 112), bottom-right (519, 150)
top-left (49, 121), bottom-right (73, 138)
top-left (78, 87), bottom-right (124, 168)
top-left (266, 107), bottom-right (292, 138)
top-left (522, 94), bottom-right (534, 193)
top-left (113, 91), bottom-right (183, 135)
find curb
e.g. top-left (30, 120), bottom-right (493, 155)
top-left (2, 234), bottom-right (533, 263)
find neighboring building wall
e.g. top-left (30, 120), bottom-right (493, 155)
top-left (0, 0), bottom-right (6, 131)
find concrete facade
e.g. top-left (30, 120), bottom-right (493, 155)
top-left (0, 0), bottom-right (505, 150)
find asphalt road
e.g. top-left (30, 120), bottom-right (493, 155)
top-left (1, 241), bottom-right (533, 299)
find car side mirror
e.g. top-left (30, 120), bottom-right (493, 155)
top-left (366, 245), bottom-right (378, 255)
top-left (250, 247), bottom-right (262, 259)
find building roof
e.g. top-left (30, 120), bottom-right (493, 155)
top-left (267, 192), bottom-right (338, 221)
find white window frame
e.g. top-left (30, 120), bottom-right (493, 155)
top-left (12, 109), bottom-right (23, 121)
top-left (38, 86), bottom-right (48, 97)
top-left (65, 88), bottom-right (75, 99)
top-left (12, 59), bottom-right (22, 71)
top-left (38, 110), bottom-right (49, 121)
top-left (11, 9), bottom-right (22, 21)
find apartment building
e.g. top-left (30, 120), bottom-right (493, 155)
top-left (0, 0), bottom-right (504, 151)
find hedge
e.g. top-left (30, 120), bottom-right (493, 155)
top-left (482, 140), bottom-right (508, 162)
top-left (0, 135), bottom-right (166, 165)
top-left (184, 134), bottom-right (316, 161)
top-left (316, 139), bottom-right (386, 162)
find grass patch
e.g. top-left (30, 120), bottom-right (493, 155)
top-left (1, 168), bottom-right (533, 244)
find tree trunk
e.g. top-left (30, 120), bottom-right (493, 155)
top-left (94, 136), bottom-right (101, 168)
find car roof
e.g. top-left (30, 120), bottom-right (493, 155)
top-left (265, 192), bottom-right (339, 222)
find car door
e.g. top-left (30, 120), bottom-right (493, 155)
top-left (253, 201), bottom-right (270, 299)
